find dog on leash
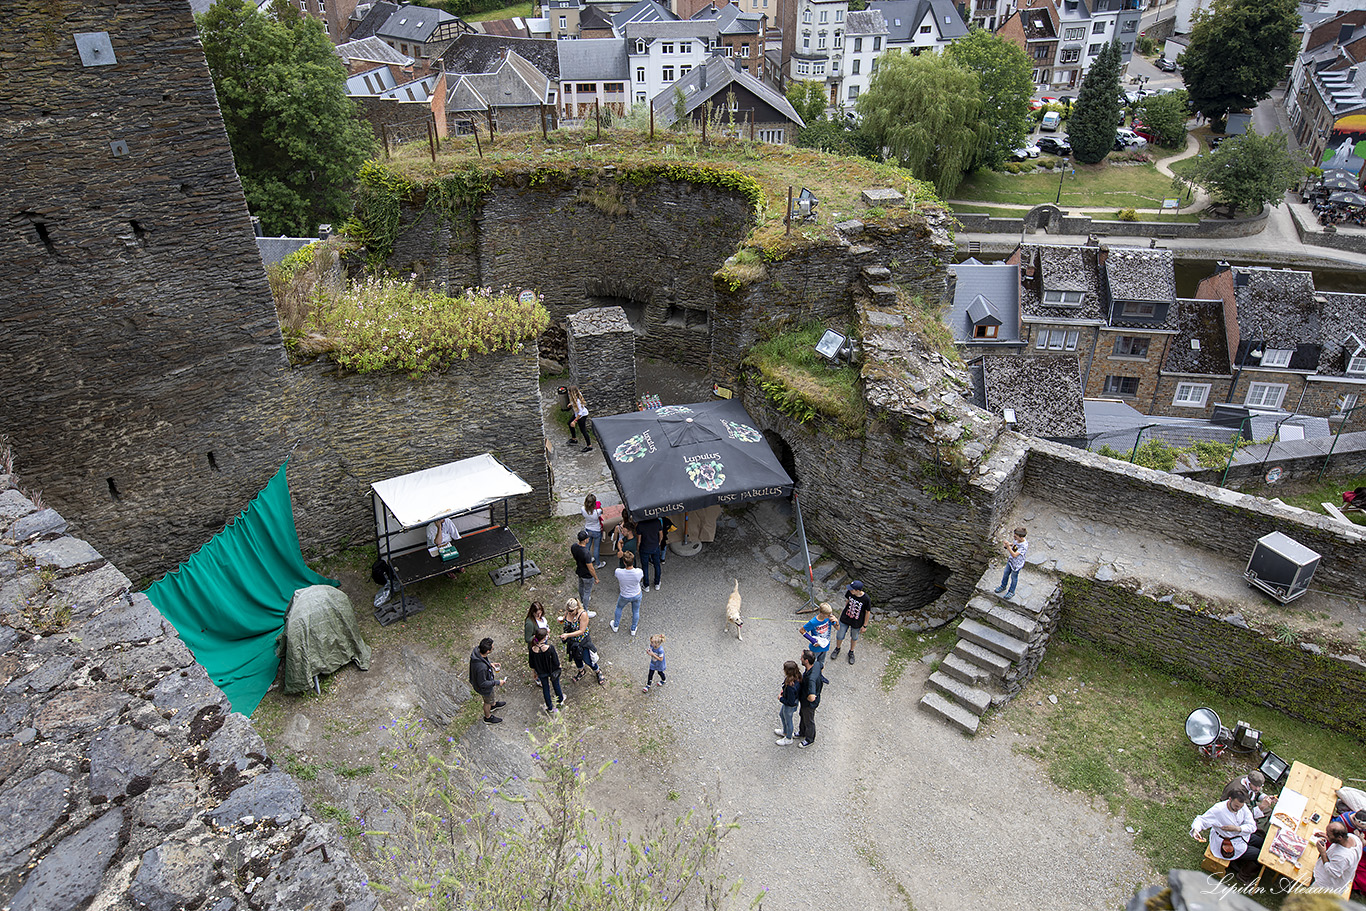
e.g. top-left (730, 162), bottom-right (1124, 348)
top-left (724, 579), bottom-right (743, 640)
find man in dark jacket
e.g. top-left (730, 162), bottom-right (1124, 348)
top-left (796, 649), bottom-right (827, 748)
top-left (469, 638), bottom-right (506, 724)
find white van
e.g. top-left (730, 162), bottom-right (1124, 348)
top-left (1041, 111), bottom-right (1062, 132)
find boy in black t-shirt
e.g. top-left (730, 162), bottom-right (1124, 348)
top-left (832, 581), bottom-right (871, 665)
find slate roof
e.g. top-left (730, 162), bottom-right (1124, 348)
top-left (870, 0), bottom-right (965, 43)
top-left (844, 9), bottom-right (888, 35)
top-left (349, 1), bottom-right (400, 41)
top-left (1104, 247), bottom-right (1175, 303)
top-left (336, 36), bottom-right (415, 67)
top-left (346, 65), bottom-right (400, 95)
top-left (1083, 400), bottom-right (1240, 452)
top-left (580, 6), bottom-right (615, 30)
top-left (441, 34), bottom-right (560, 80)
top-left (650, 54), bottom-right (803, 127)
top-left (711, 4), bottom-right (763, 35)
top-left (625, 19), bottom-right (720, 39)
top-left (478, 18), bottom-right (534, 37)
top-left (613, 0), bottom-right (677, 30)
top-left (1017, 243), bottom-right (1106, 323)
top-left (378, 4), bottom-right (459, 43)
top-left (981, 355), bottom-right (1087, 438)
top-left (947, 260), bottom-right (1020, 344)
top-left (1316, 291), bottom-right (1366, 377)
top-left (1231, 266), bottom-right (1319, 350)
top-left (558, 38), bottom-right (630, 80)
top-left (1162, 298), bottom-right (1231, 376)
top-left (257, 237), bottom-right (314, 267)
top-left (453, 51), bottom-right (550, 107)
top-left (378, 73), bottom-right (439, 101)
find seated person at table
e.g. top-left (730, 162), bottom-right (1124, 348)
top-left (1228, 771), bottom-right (1277, 823)
top-left (1331, 809), bottom-right (1366, 894)
top-left (426, 517), bottom-right (463, 577)
top-left (1313, 822), bottom-right (1364, 894)
top-left (1192, 786), bottom-right (1259, 882)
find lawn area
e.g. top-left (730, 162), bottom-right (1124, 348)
top-left (460, 1), bottom-right (535, 21)
top-left (1005, 637), bottom-right (1366, 899)
top-left (949, 203), bottom-right (1034, 218)
top-left (953, 161), bottom-right (1186, 209)
top-left (1237, 470), bottom-right (1366, 526)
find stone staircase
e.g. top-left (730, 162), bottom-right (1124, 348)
top-left (918, 562), bottom-right (1062, 734)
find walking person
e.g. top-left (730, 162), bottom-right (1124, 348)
top-left (774, 660), bottom-right (801, 745)
top-left (795, 650), bottom-right (826, 749)
top-left (831, 581), bottom-right (871, 666)
top-left (468, 638), bottom-right (507, 724)
top-left (570, 530), bottom-right (598, 610)
top-left (635, 514), bottom-right (664, 591)
top-left (560, 598), bottom-right (604, 685)
top-left (800, 602), bottom-right (836, 670)
top-left (523, 601), bottom-right (550, 683)
top-left (528, 630), bottom-right (565, 715)
top-left (612, 516), bottom-right (638, 570)
top-left (643, 634), bottom-right (666, 694)
top-left (612, 551), bottom-right (644, 635)
top-left (582, 494), bottom-right (606, 568)
top-left (994, 526), bottom-right (1029, 599)
top-left (566, 386), bottom-right (593, 453)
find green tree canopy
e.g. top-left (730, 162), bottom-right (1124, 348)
top-left (198, 0), bottom-right (376, 236)
top-left (1179, 0), bottom-right (1299, 128)
top-left (1068, 40), bottom-right (1122, 164)
top-left (945, 27), bottom-right (1035, 170)
top-left (794, 119), bottom-right (877, 158)
top-left (855, 52), bottom-right (985, 197)
top-left (1133, 91), bottom-right (1190, 149)
top-left (1178, 129), bottom-right (1309, 214)
top-left (786, 81), bottom-right (829, 125)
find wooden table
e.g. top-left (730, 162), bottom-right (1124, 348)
top-left (1257, 761), bottom-right (1342, 888)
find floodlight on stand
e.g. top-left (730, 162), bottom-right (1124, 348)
top-left (1233, 720), bottom-right (1261, 751)
top-left (797, 187), bottom-right (818, 219)
top-left (1003, 408), bottom-right (1017, 426)
top-left (1185, 707), bottom-right (1221, 747)
top-left (1258, 750), bottom-right (1289, 786)
top-left (815, 328), bottom-right (849, 366)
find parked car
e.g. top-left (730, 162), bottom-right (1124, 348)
top-left (1156, 57), bottom-right (1178, 72)
top-left (1114, 128), bottom-right (1148, 150)
top-left (1008, 143), bottom-right (1041, 161)
top-left (1037, 135), bottom-right (1072, 156)
top-left (1040, 111), bottom-right (1062, 132)
top-left (1130, 120), bottom-right (1160, 144)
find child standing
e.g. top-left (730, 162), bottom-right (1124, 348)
top-left (801, 602), bottom-right (836, 669)
top-left (644, 634), bottom-right (666, 693)
top-left (994, 526), bottom-right (1029, 599)
top-left (774, 660), bottom-right (800, 745)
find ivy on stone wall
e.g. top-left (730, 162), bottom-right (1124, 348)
top-left (345, 161), bottom-right (492, 268)
top-left (617, 163), bottom-right (766, 217)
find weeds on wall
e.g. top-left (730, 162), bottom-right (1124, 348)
top-left (364, 716), bottom-right (753, 910)
top-left (743, 322), bottom-right (866, 438)
top-left (1096, 436), bottom-right (1259, 472)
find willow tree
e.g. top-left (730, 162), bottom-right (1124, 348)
top-left (855, 52), bottom-right (985, 197)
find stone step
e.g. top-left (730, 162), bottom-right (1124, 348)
top-left (939, 652), bottom-right (987, 686)
top-left (957, 618), bottom-right (1028, 662)
top-left (980, 602), bottom-right (1040, 640)
top-left (975, 563), bottom-right (1053, 615)
top-left (951, 639), bottom-right (1012, 677)
top-left (927, 671), bottom-right (991, 715)
top-left (918, 691), bottom-right (979, 735)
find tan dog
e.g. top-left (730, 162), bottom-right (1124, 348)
top-left (724, 579), bottom-right (743, 640)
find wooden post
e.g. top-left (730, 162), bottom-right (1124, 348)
top-left (473, 121), bottom-right (483, 157)
top-left (650, 103), bottom-right (654, 140)
top-left (540, 104), bottom-right (548, 141)
top-left (486, 109), bottom-right (495, 146)
top-left (426, 118), bottom-right (436, 162)
top-left (749, 113), bottom-right (754, 141)
top-left (785, 186), bottom-right (792, 235)
top-left (381, 123), bottom-right (390, 158)
top-left (431, 111), bottom-right (440, 151)
top-left (701, 108), bottom-right (707, 143)
top-left (595, 99), bottom-right (601, 138)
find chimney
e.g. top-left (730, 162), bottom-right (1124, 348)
top-left (250, 216), bottom-right (263, 237)
top-left (1216, 260), bottom-right (1230, 273)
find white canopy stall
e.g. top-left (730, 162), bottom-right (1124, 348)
top-left (371, 453), bottom-right (533, 624)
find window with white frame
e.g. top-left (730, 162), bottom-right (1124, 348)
top-left (814, 62), bottom-right (825, 74)
top-left (1336, 393), bottom-right (1360, 415)
top-left (1104, 375), bottom-right (1139, 396)
top-left (1064, 27), bottom-right (1083, 39)
top-left (680, 41), bottom-right (691, 53)
top-left (834, 31), bottom-right (842, 47)
top-left (637, 91), bottom-right (647, 102)
top-left (835, 8), bottom-right (843, 20)
top-left (854, 36), bottom-right (863, 52)
top-left (1092, 20), bottom-right (1105, 33)
top-left (661, 41), bottom-right (674, 53)
top-left (1261, 348), bottom-right (1293, 368)
top-left (819, 9), bottom-right (828, 22)
top-left (1042, 289), bottom-right (1084, 305)
top-left (1059, 48), bottom-right (1080, 64)
top-left (803, 34), bottom-right (810, 49)
top-left (1112, 336), bottom-right (1149, 358)
top-left (759, 128), bottom-right (784, 143)
top-left (742, 44), bottom-right (750, 56)
top-left (636, 66), bottom-right (646, 82)
top-left (1035, 328), bottom-right (1079, 350)
top-left (797, 61), bottom-right (809, 74)
top-left (852, 58), bottom-right (860, 74)
top-left (680, 65), bottom-right (691, 76)
top-left (803, 9), bottom-right (812, 22)
top-left (662, 66), bottom-right (674, 81)
top-left (636, 39), bottom-right (646, 54)
top-left (919, 24), bottom-right (931, 33)
top-left (559, 15), bottom-right (566, 27)
top-left (817, 32), bottom-right (827, 49)
top-left (1173, 383), bottom-right (1210, 407)
top-left (1121, 301), bottom-right (1156, 317)
top-left (1346, 352), bottom-right (1366, 375)
top-left (848, 84), bottom-right (859, 99)
top-left (873, 36), bottom-right (881, 50)
top-left (1245, 383), bottom-right (1287, 409)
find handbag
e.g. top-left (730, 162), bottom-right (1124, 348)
top-left (440, 544), bottom-right (460, 562)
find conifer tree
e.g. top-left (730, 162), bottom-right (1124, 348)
top-left (1067, 41), bottom-right (1122, 165)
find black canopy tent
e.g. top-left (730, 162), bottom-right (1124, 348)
top-left (591, 400), bottom-right (817, 607)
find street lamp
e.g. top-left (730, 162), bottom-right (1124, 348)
top-left (1056, 156), bottom-right (1068, 204)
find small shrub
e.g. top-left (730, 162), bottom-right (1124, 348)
top-left (1117, 208), bottom-right (1139, 222)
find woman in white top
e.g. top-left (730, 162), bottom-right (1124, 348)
top-left (581, 493), bottom-right (605, 568)
top-left (567, 386), bottom-right (593, 453)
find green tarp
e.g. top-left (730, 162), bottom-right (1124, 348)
top-left (146, 462), bottom-right (337, 714)
top-left (278, 585), bottom-right (371, 695)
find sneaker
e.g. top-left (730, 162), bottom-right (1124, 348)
top-left (595, 561), bottom-right (606, 568)
top-left (643, 686), bottom-right (651, 694)
top-left (993, 586), bottom-right (1006, 594)
top-left (847, 651), bottom-right (855, 665)
top-left (796, 739), bottom-right (812, 748)
top-left (654, 581), bottom-right (662, 591)
top-left (657, 679), bottom-right (665, 686)
top-left (586, 610), bottom-right (596, 618)
top-left (493, 700), bottom-right (507, 709)
top-left (831, 645), bottom-right (842, 658)
top-left (568, 437), bottom-right (577, 445)
top-left (642, 585), bottom-right (651, 592)
top-left (775, 728), bottom-right (785, 737)
top-left (582, 446), bottom-right (593, 453)
top-left (483, 716), bottom-right (503, 724)
top-left (546, 706), bottom-right (557, 715)
top-left (776, 737), bottom-right (793, 745)
top-left (1005, 590), bottom-right (1016, 599)
top-left (610, 621), bottom-right (619, 633)
top-left (630, 628), bottom-right (637, 636)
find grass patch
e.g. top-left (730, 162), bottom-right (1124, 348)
top-left (954, 162), bottom-right (1189, 209)
top-left (1008, 638), bottom-right (1366, 879)
top-left (867, 624), bottom-right (956, 692)
top-left (743, 321), bottom-right (867, 437)
top-left (460, 0), bottom-right (534, 21)
top-left (949, 203), bottom-right (1034, 218)
top-left (1241, 471), bottom-right (1366, 525)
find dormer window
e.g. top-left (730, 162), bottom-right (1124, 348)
top-left (974, 324), bottom-right (998, 339)
top-left (1042, 289), bottom-right (1084, 305)
top-left (1120, 301), bottom-right (1155, 317)
top-left (1261, 348), bottom-right (1293, 368)
top-left (636, 39), bottom-right (646, 53)
top-left (1347, 334), bottom-right (1366, 375)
